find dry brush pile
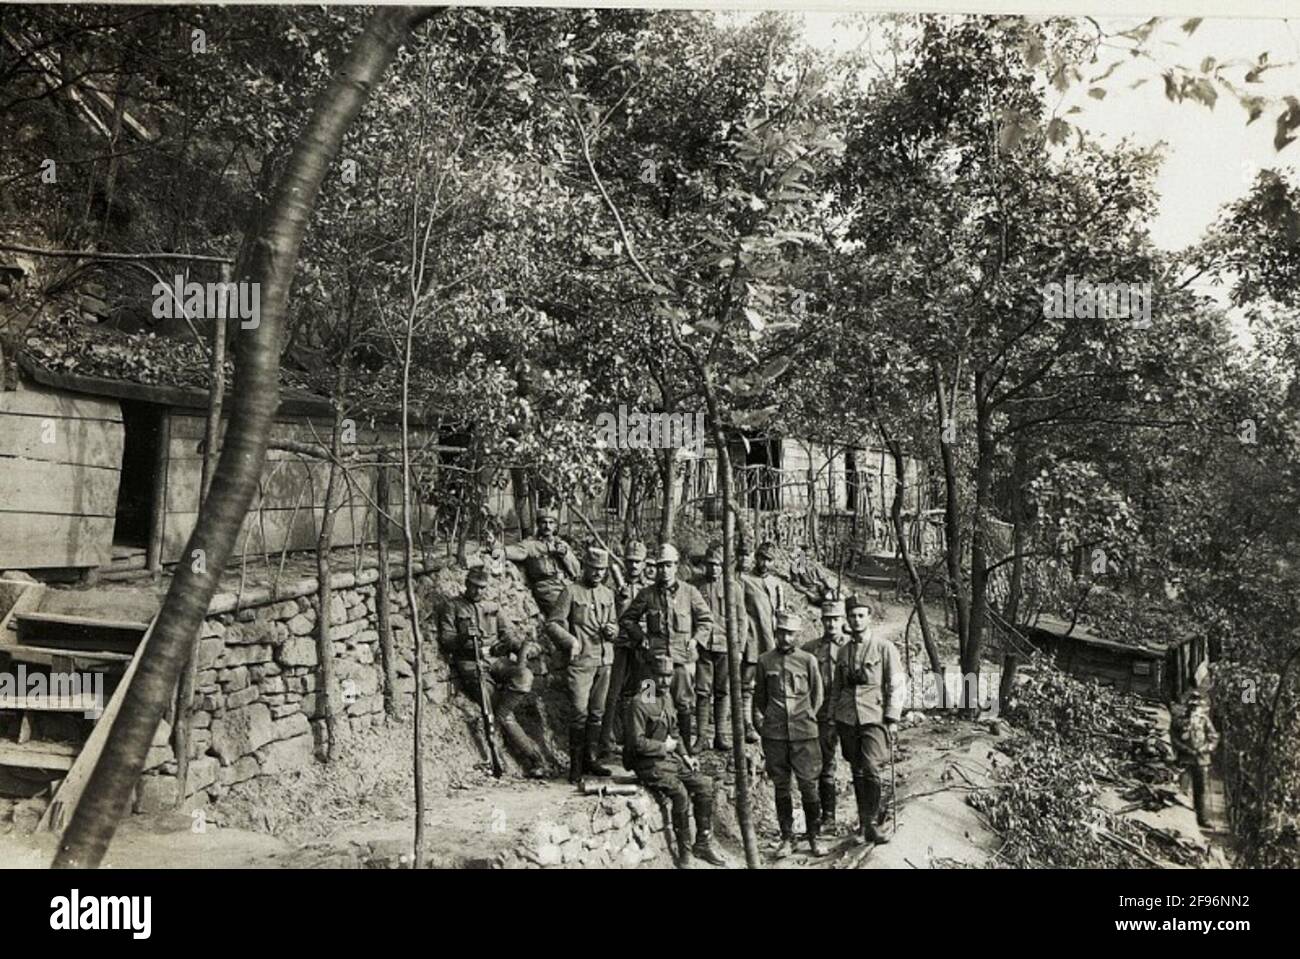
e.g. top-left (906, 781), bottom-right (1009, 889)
top-left (970, 661), bottom-right (1206, 868)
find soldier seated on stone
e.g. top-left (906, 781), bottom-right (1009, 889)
top-left (504, 507), bottom-right (581, 618)
top-left (623, 654), bottom-right (727, 869)
top-left (437, 565), bottom-right (548, 779)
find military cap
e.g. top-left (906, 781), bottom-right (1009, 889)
top-left (757, 540), bottom-right (778, 560)
top-left (625, 540), bottom-right (648, 561)
top-left (655, 543), bottom-right (680, 564)
top-left (652, 654), bottom-right (675, 677)
top-left (466, 566), bottom-right (490, 587)
top-left (534, 507), bottom-right (557, 521)
top-left (582, 546), bottom-right (610, 568)
top-left (775, 611), bottom-right (804, 633)
top-left (821, 599), bottom-right (846, 618)
top-left (704, 544), bottom-right (724, 564)
top-left (845, 594), bottom-right (874, 614)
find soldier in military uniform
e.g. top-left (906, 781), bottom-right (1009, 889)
top-left (754, 611), bottom-right (826, 857)
top-left (803, 598), bottom-right (847, 833)
top-left (598, 540), bottom-right (650, 760)
top-left (618, 543), bottom-right (712, 754)
top-left (737, 542), bottom-right (778, 743)
top-left (437, 566), bottom-right (548, 778)
top-left (694, 544), bottom-right (746, 752)
top-left (505, 507), bottom-right (581, 617)
top-left (624, 655), bottom-right (727, 868)
top-left (1171, 687), bottom-right (1220, 828)
top-left (547, 546), bottom-right (619, 782)
top-left (832, 595), bottom-right (905, 844)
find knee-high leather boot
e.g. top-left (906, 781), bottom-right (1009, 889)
top-left (713, 695), bottom-right (731, 750)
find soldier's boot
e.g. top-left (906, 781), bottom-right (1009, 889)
top-left (819, 779), bottom-right (837, 834)
top-left (678, 709), bottom-right (695, 757)
top-left (567, 734), bottom-right (585, 785)
top-left (771, 794), bottom-right (795, 857)
top-left (583, 724), bottom-right (611, 777)
top-left (672, 810), bottom-right (694, 869)
top-left (850, 777), bottom-right (872, 845)
top-left (692, 830), bottom-right (727, 866)
top-left (802, 797), bottom-right (824, 856)
top-left (741, 691), bottom-right (760, 743)
top-left (861, 781), bottom-right (888, 844)
top-left (692, 700), bottom-right (711, 755)
top-left (712, 696), bottom-right (731, 751)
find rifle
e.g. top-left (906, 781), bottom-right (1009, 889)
top-left (467, 622), bottom-right (504, 778)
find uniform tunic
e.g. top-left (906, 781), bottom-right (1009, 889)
top-left (547, 579), bottom-right (618, 735)
top-left (753, 646), bottom-right (824, 742)
top-left (619, 580), bottom-right (712, 714)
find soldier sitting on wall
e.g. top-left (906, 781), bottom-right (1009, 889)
top-left (438, 566), bottom-right (549, 779)
top-left (504, 507), bottom-right (581, 618)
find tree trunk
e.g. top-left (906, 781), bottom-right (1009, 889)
top-left (313, 400), bottom-right (346, 760)
top-left (965, 376), bottom-right (994, 716)
top-left (173, 297), bottom-right (227, 804)
top-left (52, 6), bottom-right (427, 869)
top-left (702, 391), bottom-right (759, 869)
top-left (376, 457), bottom-right (399, 720)
top-left (932, 365), bottom-right (971, 692)
top-left (657, 447), bottom-right (677, 545)
top-left (999, 437), bottom-right (1029, 713)
top-left (884, 438), bottom-right (943, 698)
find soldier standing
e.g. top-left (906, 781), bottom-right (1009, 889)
top-left (694, 544), bottom-right (745, 751)
top-left (754, 611), bottom-right (825, 857)
top-left (737, 543), bottom-right (775, 743)
top-left (1171, 688), bottom-right (1220, 828)
top-left (505, 507), bottom-right (580, 617)
top-left (437, 566), bottom-right (548, 779)
top-left (624, 655), bottom-right (727, 868)
top-left (832, 595), bottom-right (905, 844)
top-left (598, 540), bottom-right (650, 761)
top-left (618, 543), bottom-right (712, 754)
top-left (546, 546), bottom-right (619, 783)
top-left (803, 599), bottom-right (847, 833)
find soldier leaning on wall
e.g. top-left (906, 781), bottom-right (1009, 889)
top-left (438, 566), bottom-right (549, 779)
top-left (505, 507), bottom-right (580, 618)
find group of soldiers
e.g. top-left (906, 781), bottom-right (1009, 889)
top-left (437, 509), bottom-right (907, 867)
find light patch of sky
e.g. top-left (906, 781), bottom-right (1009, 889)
top-left (722, 10), bottom-right (1299, 337)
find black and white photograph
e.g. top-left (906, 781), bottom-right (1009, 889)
top-left (0, 0), bottom-right (1295, 917)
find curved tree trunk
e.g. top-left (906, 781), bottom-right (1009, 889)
top-left (53, 6), bottom-right (428, 869)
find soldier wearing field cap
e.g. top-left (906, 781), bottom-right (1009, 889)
top-left (754, 610), bottom-right (826, 857)
top-left (505, 506), bottom-right (580, 617)
top-left (804, 598), bottom-right (848, 832)
top-left (619, 543), bottom-right (712, 754)
top-left (598, 540), bottom-right (651, 761)
top-left (547, 545), bottom-right (619, 782)
top-left (832, 594), bottom-right (905, 844)
top-left (623, 654), bottom-right (727, 868)
top-left (438, 566), bottom-right (548, 778)
top-left (694, 544), bottom-right (746, 751)
top-left (737, 542), bottom-right (775, 743)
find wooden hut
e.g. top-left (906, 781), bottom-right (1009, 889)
top-left (1, 355), bottom-right (430, 575)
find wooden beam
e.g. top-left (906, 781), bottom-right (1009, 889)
top-left (147, 410), bottom-right (170, 573)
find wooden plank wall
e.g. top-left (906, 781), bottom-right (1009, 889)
top-left (0, 384), bottom-right (123, 569)
top-left (161, 412), bottom-right (428, 564)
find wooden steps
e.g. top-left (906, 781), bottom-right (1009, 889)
top-left (0, 581), bottom-right (157, 820)
top-left (0, 740), bottom-right (78, 772)
top-left (15, 610), bottom-right (151, 654)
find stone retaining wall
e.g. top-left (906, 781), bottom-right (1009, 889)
top-left (135, 563), bottom-right (453, 812)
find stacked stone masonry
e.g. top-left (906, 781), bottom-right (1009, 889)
top-left (133, 565), bottom-right (448, 813)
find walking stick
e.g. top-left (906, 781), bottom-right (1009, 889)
top-left (888, 732), bottom-right (898, 838)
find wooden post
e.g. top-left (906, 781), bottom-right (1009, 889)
top-left (146, 411), bottom-right (171, 574)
